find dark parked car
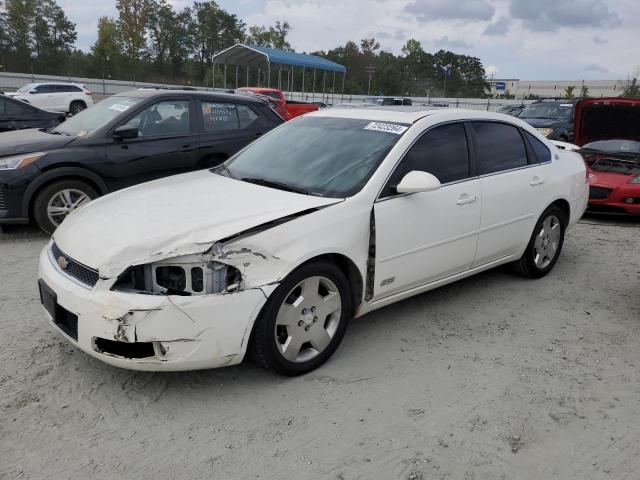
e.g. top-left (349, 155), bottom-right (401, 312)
top-left (0, 94), bottom-right (65, 132)
top-left (518, 99), bottom-right (577, 141)
top-left (496, 104), bottom-right (526, 117)
top-left (0, 89), bottom-right (283, 233)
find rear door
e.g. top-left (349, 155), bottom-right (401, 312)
top-left (103, 97), bottom-right (200, 188)
top-left (197, 101), bottom-right (273, 168)
top-left (471, 121), bottom-right (552, 266)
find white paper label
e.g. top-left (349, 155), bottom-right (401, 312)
top-left (364, 122), bottom-right (409, 135)
top-left (109, 103), bottom-right (132, 112)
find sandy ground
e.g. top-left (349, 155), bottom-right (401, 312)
top-left (1, 215), bottom-right (640, 480)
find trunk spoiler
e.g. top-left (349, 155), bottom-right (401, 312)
top-left (551, 140), bottom-right (580, 151)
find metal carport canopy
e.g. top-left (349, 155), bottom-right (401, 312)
top-left (213, 44), bottom-right (346, 73)
top-left (212, 44), bottom-right (346, 102)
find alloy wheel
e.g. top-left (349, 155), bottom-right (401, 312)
top-left (46, 188), bottom-right (91, 227)
top-left (274, 276), bottom-right (342, 363)
top-left (533, 214), bottom-right (561, 269)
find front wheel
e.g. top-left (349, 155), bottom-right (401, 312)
top-left (251, 262), bottom-right (351, 376)
top-left (33, 179), bottom-right (99, 234)
top-left (513, 205), bottom-right (566, 278)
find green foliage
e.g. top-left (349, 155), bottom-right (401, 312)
top-left (621, 77), bottom-right (640, 98)
top-left (580, 84), bottom-right (589, 98)
top-left (1, 0), bottom-right (77, 73)
top-left (0, 1), bottom-right (491, 96)
top-left (564, 85), bottom-right (576, 98)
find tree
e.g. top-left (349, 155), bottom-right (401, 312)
top-left (621, 74), bottom-right (640, 98)
top-left (564, 85), bottom-right (576, 98)
top-left (2, 0), bottom-right (76, 73)
top-left (246, 21), bottom-right (292, 51)
top-left (191, 1), bottom-right (245, 83)
top-left (116, 0), bottom-right (152, 67)
top-left (89, 17), bottom-right (122, 78)
top-left (580, 84), bottom-right (589, 98)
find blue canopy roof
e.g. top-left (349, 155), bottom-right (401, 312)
top-left (213, 44), bottom-right (346, 73)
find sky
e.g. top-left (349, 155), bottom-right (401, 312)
top-left (56, 0), bottom-right (640, 81)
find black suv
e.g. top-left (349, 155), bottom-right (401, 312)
top-left (518, 99), bottom-right (576, 141)
top-left (0, 89), bottom-right (283, 233)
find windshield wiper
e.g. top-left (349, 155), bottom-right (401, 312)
top-left (241, 177), bottom-right (312, 195)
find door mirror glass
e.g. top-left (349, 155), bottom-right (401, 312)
top-left (113, 125), bottom-right (139, 140)
top-left (396, 171), bottom-right (441, 194)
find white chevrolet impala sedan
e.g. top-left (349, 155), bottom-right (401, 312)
top-left (38, 107), bottom-right (588, 375)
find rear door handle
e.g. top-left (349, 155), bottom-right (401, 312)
top-left (456, 194), bottom-right (477, 205)
top-left (178, 145), bottom-right (194, 152)
top-left (530, 176), bottom-right (546, 186)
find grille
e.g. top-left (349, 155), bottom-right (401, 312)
top-left (0, 187), bottom-right (6, 210)
top-left (589, 186), bottom-right (613, 200)
top-left (50, 242), bottom-right (100, 287)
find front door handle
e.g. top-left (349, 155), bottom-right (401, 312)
top-left (178, 145), bottom-right (194, 153)
top-left (530, 176), bottom-right (546, 186)
top-left (456, 194), bottom-right (477, 205)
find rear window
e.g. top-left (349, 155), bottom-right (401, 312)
top-left (471, 122), bottom-right (528, 174)
top-left (524, 131), bottom-right (551, 163)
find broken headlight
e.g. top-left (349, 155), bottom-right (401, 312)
top-left (112, 256), bottom-right (241, 295)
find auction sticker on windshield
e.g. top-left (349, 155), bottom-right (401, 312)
top-left (364, 122), bottom-right (409, 135)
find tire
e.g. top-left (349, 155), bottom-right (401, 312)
top-left (252, 261), bottom-right (352, 376)
top-left (69, 101), bottom-right (86, 115)
top-left (513, 205), bottom-right (567, 278)
top-left (33, 179), bottom-right (99, 234)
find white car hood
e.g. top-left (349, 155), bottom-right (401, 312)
top-left (54, 170), bottom-right (340, 277)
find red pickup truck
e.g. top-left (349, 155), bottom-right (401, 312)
top-left (236, 87), bottom-right (319, 120)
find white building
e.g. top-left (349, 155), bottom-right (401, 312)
top-left (488, 78), bottom-right (625, 98)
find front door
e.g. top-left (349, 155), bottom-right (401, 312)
top-left (103, 98), bottom-right (199, 189)
top-left (374, 122), bottom-right (481, 299)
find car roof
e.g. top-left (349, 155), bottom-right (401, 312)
top-left (25, 82), bottom-right (86, 87)
top-left (114, 89), bottom-right (267, 105)
top-left (309, 106), bottom-right (520, 124)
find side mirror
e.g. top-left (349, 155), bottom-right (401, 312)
top-left (29, 90), bottom-right (37, 94)
top-left (395, 171), bottom-right (441, 194)
top-left (113, 125), bottom-right (138, 140)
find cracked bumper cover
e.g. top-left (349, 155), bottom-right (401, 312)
top-left (38, 246), bottom-right (271, 371)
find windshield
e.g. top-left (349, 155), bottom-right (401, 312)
top-left (51, 96), bottom-right (144, 136)
top-left (222, 116), bottom-right (407, 197)
top-left (17, 84), bottom-right (36, 93)
top-left (583, 140), bottom-right (640, 155)
top-left (520, 103), bottom-right (573, 120)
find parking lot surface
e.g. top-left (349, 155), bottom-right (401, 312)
top-left (1, 217), bottom-right (639, 480)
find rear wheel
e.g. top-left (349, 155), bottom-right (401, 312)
top-left (252, 262), bottom-right (351, 376)
top-left (69, 101), bottom-right (86, 115)
top-left (513, 205), bottom-right (566, 278)
top-left (33, 179), bottom-right (98, 234)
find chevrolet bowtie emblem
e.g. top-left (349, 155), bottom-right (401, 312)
top-left (57, 256), bottom-right (69, 270)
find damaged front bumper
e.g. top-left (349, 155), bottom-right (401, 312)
top-left (38, 245), bottom-right (271, 371)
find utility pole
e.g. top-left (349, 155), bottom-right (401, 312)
top-left (365, 65), bottom-right (375, 95)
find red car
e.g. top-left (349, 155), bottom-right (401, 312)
top-left (236, 87), bottom-right (319, 120)
top-left (574, 98), bottom-right (640, 215)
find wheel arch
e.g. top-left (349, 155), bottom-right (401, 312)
top-left (22, 166), bottom-right (109, 218)
top-left (549, 198), bottom-right (570, 223)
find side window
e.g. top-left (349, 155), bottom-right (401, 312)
top-left (5, 99), bottom-right (28, 115)
top-left (238, 104), bottom-right (260, 129)
top-left (33, 85), bottom-right (51, 94)
top-left (524, 131), bottom-right (551, 164)
top-left (382, 122), bottom-right (470, 197)
top-left (471, 122), bottom-right (528, 175)
top-left (201, 102), bottom-right (239, 131)
top-left (121, 100), bottom-right (190, 137)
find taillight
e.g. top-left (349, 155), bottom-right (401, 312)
top-left (86, 91), bottom-right (92, 96)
